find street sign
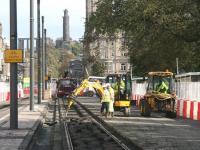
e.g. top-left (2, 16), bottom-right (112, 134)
top-left (4, 50), bottom-right (23, 63)
top-left (45, 75), bottom-right (48, 81)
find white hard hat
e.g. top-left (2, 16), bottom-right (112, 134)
top-left (102, 84), bottom-right (107, 88)
top-left (106, 83), bottom-right (111, 87)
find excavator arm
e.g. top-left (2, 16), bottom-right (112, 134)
top-left (67, 79), bottom-right (104, 110)
top-left (73, 79), bottom-right (104, 97)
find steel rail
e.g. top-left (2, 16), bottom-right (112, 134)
top-left (73, 99), bottom-right (131, 150)
top-left (63, 121), bottom-right (74, 150)
top-left (61, 98), bottom-right (74, 150)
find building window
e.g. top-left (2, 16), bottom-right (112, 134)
top-left (108, 63), bottom-right (112, 71)
top-left (121, 63), bottom-right (126, 71)
top-left (104, 62), bottom-right (108, 69)
top-left (121, 51), bottom-right (128, 56)
top-left (112, 50), bottom-right (114, 57)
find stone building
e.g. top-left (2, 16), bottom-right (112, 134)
top-left (85, 0), bottom-right (130, 75)
top-left (0, 22), bottom-right (10, 81)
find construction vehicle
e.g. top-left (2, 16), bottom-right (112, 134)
top-left (139, 71), bottom-right (176, 118)
top-left (66, 79), bottom-right (104, 110)
top-left (66, 75), bottom-right (132, 116)
top-left (105, 74), bottom-right (132, 116)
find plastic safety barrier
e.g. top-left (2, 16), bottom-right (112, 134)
top-left (177, 99), bottom-right (200, 120)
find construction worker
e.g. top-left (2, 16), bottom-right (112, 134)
top-left (100, 84), bottom-right (111, 118)
top-left (112, 75), bottom-right (125, 99)
top-left (156, 79), bottom-right (169, 94)
top-left (107, 83), bottom-right (115, 117)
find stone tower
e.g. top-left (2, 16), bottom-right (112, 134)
top-left (63, 9), bottom-right (70, 43)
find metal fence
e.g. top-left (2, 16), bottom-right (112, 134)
top-left (175, 82), bottom-right (200, 101)
top-left (132, 82), bottom-right (147, 96)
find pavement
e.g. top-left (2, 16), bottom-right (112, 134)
top-left (0, 99), bottom-right (49, 150)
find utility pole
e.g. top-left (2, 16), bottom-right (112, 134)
top-left (10, 0), bottom-right (18, 129)
top-left (37, 0), bottom-right (41, 104)
top-left (114, 40), bottom-right (117, 73)
top-left (41, 16), bottom-right (45, 99)
top-left (30, 0), bottom-right (34, 111)
top-left (176, 57), bottom-right (179, 75)
top-left (44, 29), bottom-right (47, 90)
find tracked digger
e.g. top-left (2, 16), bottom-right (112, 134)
top-left (66, 74), bottom-right (132, 116)
top-left (105, 74), bottom-right (132, 116)
top-left (139, 71), bottom-right (177, 118)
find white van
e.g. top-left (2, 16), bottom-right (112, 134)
top-left (88, 76), bottom-right (106, 83)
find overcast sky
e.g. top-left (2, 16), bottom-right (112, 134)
top-left (0, 0), bottom-right (86, 41)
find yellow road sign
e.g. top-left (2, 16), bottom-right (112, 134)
top-left (4, 50), bottom-right (23, 63)
top-left (45, 75), bottom-right (48, 81)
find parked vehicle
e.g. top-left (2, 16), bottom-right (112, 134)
top-left (88, 76), bottom-right (106, 83)
top-left (56, 78), bottom-right (77, 98)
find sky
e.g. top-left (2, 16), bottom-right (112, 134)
top-left (0, 0), bottom-right (86, 41)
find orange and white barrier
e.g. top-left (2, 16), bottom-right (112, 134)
top-left (0, 82), bottom-right (25, 105)
top-left (177, 99), bottom-right (200, 121)
top-left (0, 92), bottom-right (6, 104)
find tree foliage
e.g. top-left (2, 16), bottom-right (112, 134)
top-left (47, 47), bottom-right (75, 78)
top-left (91, 61), bottom-right (107, 76)
top-left (70, 41), bottom-right (83, 56)
top-left (85, 0), bottom-right (200, 75)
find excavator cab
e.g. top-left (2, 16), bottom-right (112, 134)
top-left (139, 71), bottom-right (176, 117)
top-left (106, 74), bottom-right (132, 116)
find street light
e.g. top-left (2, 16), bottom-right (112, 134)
top-left (30, 0), bottom-right (34, 111)
top-left (37, 0), bottom-right (42, 104)
top-left (10, 0), bottom-right (18, 129)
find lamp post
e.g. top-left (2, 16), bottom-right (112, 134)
top-left (44, 29), bottom-right (47, 90)
top-left (37, 0), bottom-right (41, 104)
top-left (176, 57), bottom-right (179, 75)
top-left (10, 0), bottom-right (18, 129)
top-left (41, 16), bottom-right (45, 99)
top-left (30, 0), bottom-right (34, 111)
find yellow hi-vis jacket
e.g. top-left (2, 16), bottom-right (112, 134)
top-left (113, 80), bottom-right (125, 91)
top-left (108, 87), bottom-right (115, 101)
top-left (101, 89), bottom-right (111, 103)
top-left (157, 81), bottom-right (169, 94)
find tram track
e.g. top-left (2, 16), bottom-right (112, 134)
top-left (63, 97), bottom-right (141, 150)
top-left (29, 96), bottom-right (141, 150)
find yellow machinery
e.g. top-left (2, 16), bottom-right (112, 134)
top-left (66, 79), bottom-right (104, 110)
top-left (139, 71), bottom-right (176, 118)
top-left (106, 74), bottom-right (132, 116)
top-left (67, 75), bottom-right (132, 116)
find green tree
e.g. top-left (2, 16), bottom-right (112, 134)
top-left (85, 0), bottom-right (200, 75)
top-left (91, 61), bottom-right (106, 76)
top-left (47, 47), bottom-right (75, 78)
top-left (70, 41), bottom-right (83, 56)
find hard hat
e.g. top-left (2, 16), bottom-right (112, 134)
top-left (106, 83), bottom-right (111, 87)
top-left (102, 84), bottom-right (107, 88)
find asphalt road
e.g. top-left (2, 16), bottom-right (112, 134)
top-left (76, 97), bottom-right (200, 150)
